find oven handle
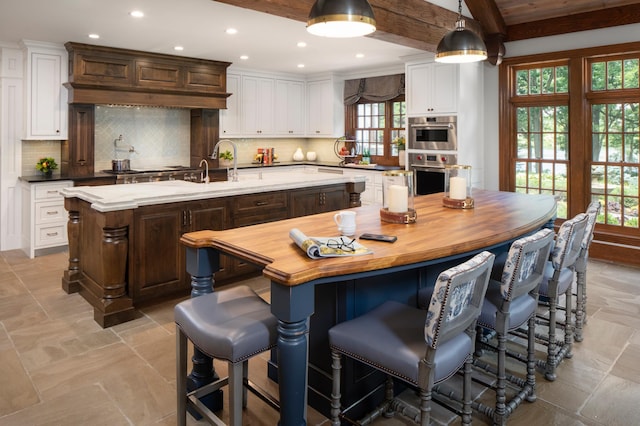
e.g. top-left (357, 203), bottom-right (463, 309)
top-left (410, 165), bottom-right (446, 173)
top-left (409, 123), bottom-right (454, 129)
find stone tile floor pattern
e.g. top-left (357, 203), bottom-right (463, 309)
top-left (1, 249), bottom-right (639, 425)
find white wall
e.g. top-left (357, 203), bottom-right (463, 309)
top-left (481, 23), bottom-right (640, 191)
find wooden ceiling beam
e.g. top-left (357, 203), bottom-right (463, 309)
top-left (506, 4), bottom-right (640, 42)
top-left (212, 0), bottom-right (459, 52)
top-left (465, 0), bottom-right (506, 65)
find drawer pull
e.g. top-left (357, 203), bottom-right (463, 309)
top-left (46, 232), bottom-right (58, 237)
top-left (46, 210), bottom-right (59, 215)
top-left (255, 201), bottom-right (268, 206)
top-left (47, 190), bottom-right (59, 194)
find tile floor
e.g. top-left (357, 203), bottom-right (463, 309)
top-left (1, 249), bottom-right (639, 425)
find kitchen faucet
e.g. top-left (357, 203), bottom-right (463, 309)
top-left (114, 134), bottom-right (137, 156)
top-left (199, 158), bottom-right (209, 183)
top-left (211, 139), bottom-right (238, 182)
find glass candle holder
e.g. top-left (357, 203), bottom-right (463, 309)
top-left (443, 165), bottom-right (474, 209)
top-left (380, 170), bottom-right (417, 223)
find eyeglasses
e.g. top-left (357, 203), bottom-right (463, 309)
top-left (326, 237), bottom-right (356, 252)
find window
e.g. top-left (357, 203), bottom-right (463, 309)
top-left (510, 62), bottom-right (570, 218)
top-left (588, 56), bottom-right (640, 228)
top-left (347, 96), bottom-right (405, 165)
top-left (500, 43), bottom-right (640, 265)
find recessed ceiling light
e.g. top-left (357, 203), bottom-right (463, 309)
top-left (174, 46), bottom-right (184, 51)
top-left (297, 64), bottom-right (305, 68)
top-left (240, 55), bottom-right (249, 60)
top-left (226, 28), bottom-right (238, 35)
top-left (355, 53), bottom-right (365, 58)
top-left (297, 42), bottom-right (307, 48)
top-left (88, 34), bottom-right (100, 39)
top-left (129, 10), bottom-right (144, 18)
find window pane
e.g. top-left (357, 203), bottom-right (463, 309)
top-left (555, 163), bottom-right (567, 191)
top-left (624, 103), bottom-right (639, 132)
top-left (528, 162), bottom-right (540, 188)
top-left (516, 70), bottom-right (528, 95)
top-left (624, 59), bottom-right (639, 88)
top-left (542, 133), bottom-right (555, 160)
top-left (530, 134), bottom-right (542, 158)
top-left (529, 68), bottom-right (541, 94)
top-left (542, 67), bottom-right (554, 94)
top-left (556, 132), bottom-right (568, 160)
top-left (556, 66), bottom-right (569, 93)
top-left (607, 60), bottom-right (623, 90)
top-left (592, 104), bottom-right (606, 132)
top-left (608, 104), bottom-right (623, 132)
top-left (608, 133), bottom-right (623, 162)
top-left (626, 133), bottom-right (639, 163)
top-left (591, 62), bottom-right (606, 91)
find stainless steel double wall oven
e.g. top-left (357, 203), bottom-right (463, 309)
top-left (408, 115), bottom-right (458, 195)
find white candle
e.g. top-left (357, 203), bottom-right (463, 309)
top-left (449, 176), bottom-right (467, 200)
top-left (388, 184), bottom-right (408, 212)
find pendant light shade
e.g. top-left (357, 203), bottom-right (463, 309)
top-left (435, 0), bottom-right (487, 63)
top-left (307, 0), bottom-right (376, 38)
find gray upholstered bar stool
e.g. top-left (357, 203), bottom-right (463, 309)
top-left (573, 201), bottom-right (601, 342)
top-left (328, 251), bottom-right (495, 426)
top-left (175, 285), bottom-right (279, 426)
top-left (473, 228), bottom-right (555, 425)
top-left (536, 213), bottom-right (588, 381)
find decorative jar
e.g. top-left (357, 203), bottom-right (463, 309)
top-left (443, 165), bottom-right (474, 209)
top-left (380, 170), bottom-right (417, 223)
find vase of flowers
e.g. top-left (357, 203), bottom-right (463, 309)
top-left (36, 157), bottom-right (58, 176)
top-left (392, 136), bottom-right (406, 167)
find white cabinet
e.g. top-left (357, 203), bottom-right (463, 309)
top-left (406, 61), bottom-right (458, 116)
top-left (221, 72), bottom-right (306, 138)
top-left (341, 168), bottom-right (383, 205)
top-left (21, 41), bottom-right (68, 140)
top-left (275, 79), bottom-right (305, 136)
top-left (220, 73), bottom-right (241, 137)
top-left (21, 180), bottom-right (73, 258)
top-left (306, 77), bottom-right (344, 137)
top-left (241, 75), bottom-right (275, 136)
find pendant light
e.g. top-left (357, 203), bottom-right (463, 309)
top-left (307, 0), bottom-right (376, 38)
top-left (435, 0), bottom-right (487, 63)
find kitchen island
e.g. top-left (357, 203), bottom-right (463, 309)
top-left (60, 169), bottom-right (365, 327)
top-left (179, 189), bottom-right (556, 425)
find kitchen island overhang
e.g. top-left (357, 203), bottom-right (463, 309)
top-left (179, 189), bottom-right (557, 424)
top-left (59, 170), bottom-right (366, 327)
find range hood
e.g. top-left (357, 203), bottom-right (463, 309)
top-left (64, 42), bottom-right (231, 109)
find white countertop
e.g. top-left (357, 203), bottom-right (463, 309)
top-left (61, 170), bottom-right (366, 212)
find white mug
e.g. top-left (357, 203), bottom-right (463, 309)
top-left (334, 211), bottom-right (356, 236)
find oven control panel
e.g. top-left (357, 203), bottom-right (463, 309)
top-left (409, 152), bottom-right (457, 168)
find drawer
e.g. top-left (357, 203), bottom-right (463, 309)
top-left (35, 182), bottom-right (73, 200)
top-left (35, 223), bottom-right (67, 248)
top-left (234, 191), bottom-right (288, 214)
top-left (35, 201), bottom-right (66, 225)
top-left (233, 192), bottom-right (288, 227)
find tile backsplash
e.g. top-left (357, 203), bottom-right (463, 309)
top-left (94, 105), bottom-right (190, 171)
top-left (21, 105), bottom-right (341, 176)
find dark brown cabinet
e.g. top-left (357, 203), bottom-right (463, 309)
top-left (62, 104), bottom-right (95, 177)
top-left (131, 198), bottom-right (229, 302)
top-left (289, 185), bottom-right (350, 218)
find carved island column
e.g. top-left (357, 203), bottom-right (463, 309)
top-left (61, 196), bottom-right (136, 328)
top-left (62, 197), bottom-right (81, 293)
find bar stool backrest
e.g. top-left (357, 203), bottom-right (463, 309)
top-left (424, 251), bottom-right (495, 349)
top-left (500, 228), bottom-right (555, 302)
top-left (551, 213), bottom-right (589, 271)
top-left (581, 201), bottom-right (602, 250)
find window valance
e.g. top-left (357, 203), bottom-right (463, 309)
top-left (344, 74), bottom-right (405, 105)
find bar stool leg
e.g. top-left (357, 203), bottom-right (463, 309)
top-left (526, 315), bottom-right (537, 403)
top-left (176, 327), bottom-right (188, 426)
top-left (229, 361), bottom-right (244, 426)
